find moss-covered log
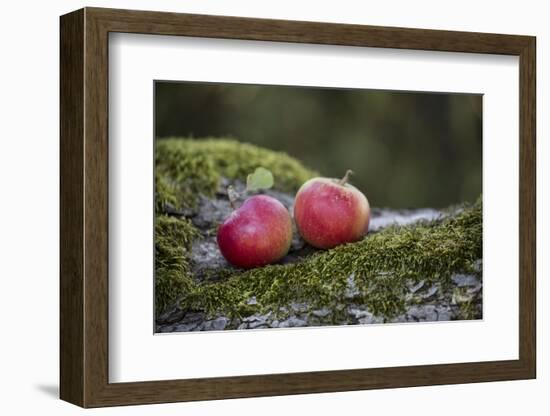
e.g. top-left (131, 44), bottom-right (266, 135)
top-left (181, 199), bottom-right (481, 319)
top-left (155, 138), bottom-right (482, 321)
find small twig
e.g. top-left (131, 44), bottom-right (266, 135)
top-left (227, 185), bottom-right (239, 209)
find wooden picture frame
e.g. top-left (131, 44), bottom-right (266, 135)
top-left (60, 7), bottom-right (536, 408)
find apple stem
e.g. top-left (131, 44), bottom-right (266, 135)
top-left (338, 169), bottom-right (354, 186)
top-left (227, 185), bottom-right (239, 210)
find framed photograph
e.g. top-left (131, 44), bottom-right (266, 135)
top-left (60, 7), bottom-right (536, 408)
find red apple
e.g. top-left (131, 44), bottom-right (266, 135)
top-left (294, 170), bottom-right (370, 249)
top-left (217, 195), bottom-right (292, 269)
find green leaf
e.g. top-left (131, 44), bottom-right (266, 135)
top-left (246, 167), bottom-right (274, 192)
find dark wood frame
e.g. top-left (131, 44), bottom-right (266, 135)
top-left (60, 7), bottom-right (536, 408)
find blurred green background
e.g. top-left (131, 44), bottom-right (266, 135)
top-left (155, 82), bottom-right (482, 208)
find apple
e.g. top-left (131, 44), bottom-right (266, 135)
top-left (217, 195), bottom-right (293, 269)
top-left (294, 170), bottom-right (370, 249)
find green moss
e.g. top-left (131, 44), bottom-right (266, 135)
top-left (155, 138), bottom-right (318, 211)
top-left (155, 169), bottom-right (178, 213)
top-left (155, 215), bottom-right (199, 314)
top-left (155, 141), bottom-right (220, 212)
top-left (180, 198), bottom-right (482, 319)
